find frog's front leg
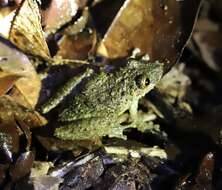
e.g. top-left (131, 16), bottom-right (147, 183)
top-left (129, 98), bottom-right (139, 121)
top-left (127, 98), bottom-right (160, 134)
top-left (40, 68), bottom-right (93, 114)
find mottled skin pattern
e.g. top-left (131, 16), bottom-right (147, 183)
top-left (55, 58), bottom-right (164, 140)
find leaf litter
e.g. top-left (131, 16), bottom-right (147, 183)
top-left (2, 0), bottom-right (222, 189)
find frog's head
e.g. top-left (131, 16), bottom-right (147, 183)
top-left (127, 58), bottom-right (164, 97)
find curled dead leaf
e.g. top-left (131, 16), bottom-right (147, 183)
top-left (9, 0), bottom-right (51, 60)
top-left (0, 95), bottom-right (47, 128)
top-left (0, 95), bottom-right (46, 165)
top-left (15, 119), bottom-right (32, 150)
top-left (57, 30), bottom-right (97, 60)
top-left (62, 7), bottom-right (90, 36)
top-left (0, 40), bottom-right (41, 108)
top-left (0, 121), bottom-right (22, 157)
top-left (42, 0), bottom-right (79, 35)
top-left (9, 151), bottom-right (35, 181)
top-left (0, 131), bottom-right (15, 162)
top-left (0, 72), bottom-right (21, 96)
top-left (96, 0), bottom-right (201, 71)
top-left (0, 99), bottom-right (31, 155)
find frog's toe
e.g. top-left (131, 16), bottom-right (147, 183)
top-left (108, 133), bottom-right (127, 140)
top-left (108, 125), bottom-right (130, 140)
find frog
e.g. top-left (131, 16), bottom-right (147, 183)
top-left (41, 55), bottom-right (164, 141)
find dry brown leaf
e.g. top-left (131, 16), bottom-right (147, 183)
top-left (97, 0), bottom-right (154, 58)
top-left (0, 72), bottom-right (21, 96)
top-left (9, 151), bottom-right (35, 181)
top-left (0, 95), bottom-right (45, 156)
top-left (12, 73), bottom-right (41, 108)
top-left (8, 87), bottom-right (33, 109)
top-left (96, 0), bottom-right (201, 71)
top-left (9, 0), bottom-right (51, 60)
top-left (0, 118), bottom-right (32, 155)
top-left (0, 121), bottom-right (21, 154)
top-left (57, 30), bottom-right (97, 60)
top-left (42, 0), bottom-right (79, 34)
top-left (62, 7), bottom-right (90, 36)
top-left (0, 95), bottom-right (47, 127)
top-left (0, 41), bottom-right (41, 108)
top-left (15, 118), bottom-right (32, 150)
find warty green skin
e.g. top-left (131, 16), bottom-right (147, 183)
top-left (55, 59), bottom-right (164, 140)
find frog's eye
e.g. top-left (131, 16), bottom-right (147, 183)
top-left (135, 75), bottom-right (150, 88)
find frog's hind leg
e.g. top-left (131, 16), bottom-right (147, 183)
top-left (40, 68), bottom-right (93, 114)
top-left (55, 119), bottom-right (129, 141)
top-left (113, 120), bottom-right (160, 139)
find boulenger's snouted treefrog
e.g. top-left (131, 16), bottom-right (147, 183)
top-left (41, 55), bottom-right (164, 141)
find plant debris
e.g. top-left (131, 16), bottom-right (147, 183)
top-left (2, 0), bottom-right (222, 189)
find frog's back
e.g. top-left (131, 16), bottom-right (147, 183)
top-left (59, 67), bottom-right (136, 122)
top-left (58, 60), bottom-right (163, 122)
